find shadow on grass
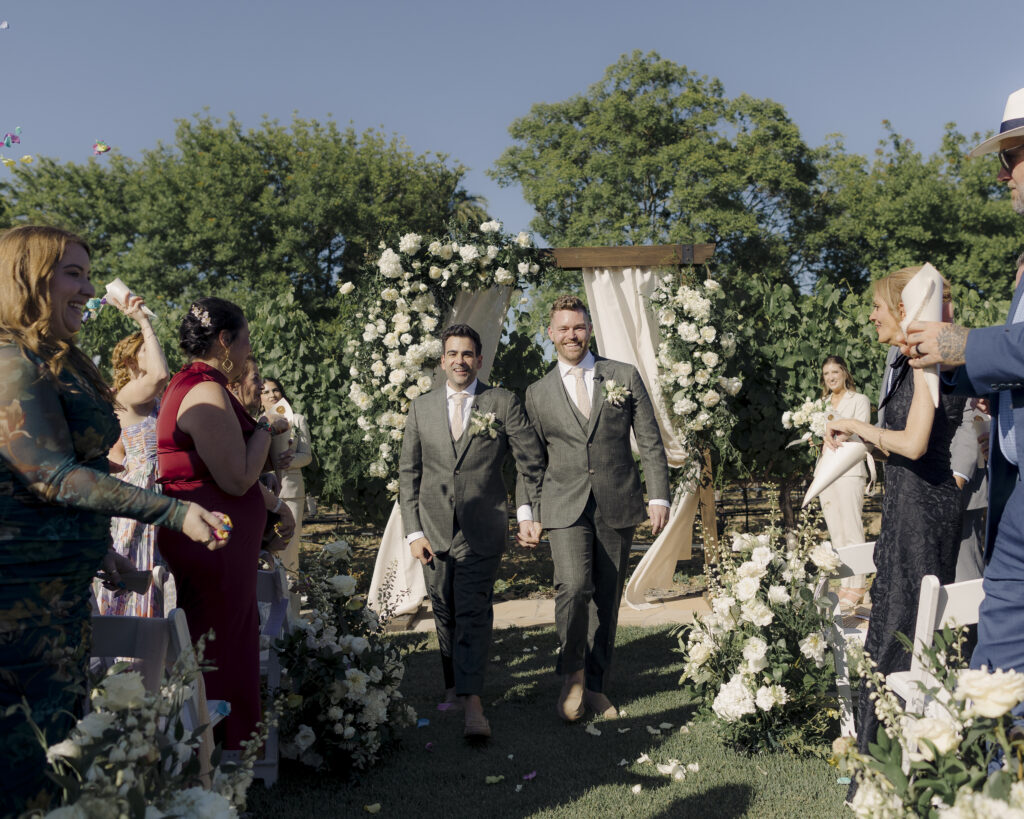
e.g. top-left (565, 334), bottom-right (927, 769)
top-left (649, 784), bottom-right (754, 818)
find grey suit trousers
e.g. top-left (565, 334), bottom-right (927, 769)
top-left (548, 493), bottom-right (634, 692)
top-left (421, 530), bottom-right (501, 696)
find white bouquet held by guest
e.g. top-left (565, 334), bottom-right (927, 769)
top-left (781, 396), bottom-right (833, 447)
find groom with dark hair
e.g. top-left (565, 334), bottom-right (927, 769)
top-left (399, 323), bottom-right (544, 739)
top-left (518, 295), bottom-right (671, 721)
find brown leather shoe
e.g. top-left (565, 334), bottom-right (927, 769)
top-left (557, 676), bottom-right (585, 722)
top-left (464, 713), bottom-right (491, 739)
top-left (584, 689), bottom-right (619, 719)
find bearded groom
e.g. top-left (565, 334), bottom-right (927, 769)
top-left (399, 323), bottom-right (544, 739)
top-left (518, 295), bottom-right (671, 721)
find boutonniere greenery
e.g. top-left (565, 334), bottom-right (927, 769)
top-left (469, 409), bottom-right (502, 439)
top-left (603, 379), bottom-right (631, 408)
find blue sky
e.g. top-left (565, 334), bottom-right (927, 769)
top-left (5, 0), bottom-right (1020, 238)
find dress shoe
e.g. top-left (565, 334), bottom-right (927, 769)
top-left (464, 713), bottom-right (491, 739)
top-left (584, 689), bottom-right (619, 719)
top-left (557, 676), bottom-right (585, 722)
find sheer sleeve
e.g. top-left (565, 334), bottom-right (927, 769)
top-left (0, 346), bottom-right (188, 531)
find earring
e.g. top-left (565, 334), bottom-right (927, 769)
top-left (221, 354), bottom-right (234, 374)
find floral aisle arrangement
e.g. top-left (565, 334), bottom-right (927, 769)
top-left (836, 629), bottom-right (1024, 818)
top-left (274, 540), bottom-right (416, 771)
top-left (27, 645), bottom-right (264, 818)
top-left (650, 273), bottom-right (743, 492)
top-left (341, 221), bottom-right (553, 495)
top-left (677, 502), bottom-right (841, 752)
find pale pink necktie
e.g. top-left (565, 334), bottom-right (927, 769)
top-left (570, 367), bottom-right (591, 418)
top-left (451, 392), bottom-right (467, 440)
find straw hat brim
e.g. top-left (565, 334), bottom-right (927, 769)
top-left (969, 124), bottom-right (1024, 157)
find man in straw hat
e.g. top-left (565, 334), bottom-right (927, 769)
top-left (903, 87), bottom-right (1024, 686)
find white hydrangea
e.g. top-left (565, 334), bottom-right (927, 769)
top-left (377, 248), bottom-right (404, 278)
top-left (459, 244), bottom-right (480, 263)
top-left (398, 232), bottom-right (422, 254)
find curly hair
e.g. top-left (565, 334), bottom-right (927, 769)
top-left (0, 224), bottom-right (112, 401)
top-left (111, 331), bottom-right (144, 392)
top-left (548, 294), bottom-right (590, 322)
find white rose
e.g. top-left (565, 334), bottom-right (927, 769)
top-left (494, 267), bottom-right (515, 285)
top-left (398, 232), bottom-right (422, 254)
top-left (428, 265), bottom-right (443, 280)
top-left (704, 278), bottom-right (721, 292)
top-left (327, 574), bottom-right (358, 597)
top-left (339, 281), bottom-right (355, 294)
top-left (389, 369), bottom-right (408, 385)
top-left (688, 638), bottom-right (715, 668)
top-left (405, 385), bottom-right (421, 400)
top-left (712, 673), bottom-right (756, 722)
top-left (324, 540), bottom-right (352, 560)
top-left (809, 541), bottom-right (841, 573)
top-left (294, 724), bottom-right (316, 752)
top-left (740, 599), bottom-right (773, 627)
top-left (421, 315), bottom-right (438, 332)
top-left (459, 244), bottom-right (480, 263)
top-left (381, 288), bottom-right (399, 301)
top-left (702, 390), bottom-right (720, 407)
top-left (798, 633), bottom-right (827, 667)
top-left (377, 248), bottom-right (404, 278)
top-left (955, 667), bottom-right (1024, 718)
top-left (695, 369), bottom-right (710, 385)
top-left (755, 684), bottom-right (788, 712)
top-left (350, 636), bottom-right (370, 654)
top-left (742, 637), bottom-right (768, 673)
top-left (734, 576), bottom-right (760, 602)
top-left (479, 220), bottom-right (501, 234)
top-left (736, 561), bottom-right (765, 580)
top-left (700, 326), bottom-right (717, 343)
top-left (678, 322), bottom-right (700, 342)
top-left (701, 351), bottom-right (720, 368)
top-left (903, 714), bottom-right (961, 761)
top-left (515, 231), bottom-right (532, 247)
top-left (767, 585), bottom-right (790, 605)
top-left (94, 672), bottom-right (147, 711)
top-left (750, 545), bottom-right (773, 568)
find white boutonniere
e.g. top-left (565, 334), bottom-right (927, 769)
top-left (469, 410), bottom-right (501, 439)
top-left (603, 379), bottom-right (631, 408)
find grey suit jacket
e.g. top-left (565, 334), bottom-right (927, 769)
top-left (521, 357), bottom-right (670, 530)
top-left (399, 382), bottom-right (544, 557)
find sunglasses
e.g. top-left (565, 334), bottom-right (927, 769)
top-left (999, 146), bottom-right (1024, 172)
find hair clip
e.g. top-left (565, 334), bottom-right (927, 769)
top-left (190, 304), bottom-right (211, 327)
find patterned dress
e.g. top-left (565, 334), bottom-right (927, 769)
top-left (0, 343), bottom-right (188, 815)
top-left (96, 407), bottom-right (163, 617)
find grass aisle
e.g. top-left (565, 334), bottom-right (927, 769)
top-left (248, 625), bottom-right (846, 818)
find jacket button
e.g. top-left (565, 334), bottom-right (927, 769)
top-left (589, 468), bottom-right (595, 474)
top-left (455, 469), bottom-right (460, 475)
top-left (587, 443), bottom-right (593, 448)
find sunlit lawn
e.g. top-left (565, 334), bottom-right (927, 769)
top-left (248, 624), bottom-right (847, 819)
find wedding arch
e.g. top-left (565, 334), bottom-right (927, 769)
top-left (339, 223), bottom-right (737, 621)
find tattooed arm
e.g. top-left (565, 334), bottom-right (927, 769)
top-left (902, 321), bottom-right (968, 369)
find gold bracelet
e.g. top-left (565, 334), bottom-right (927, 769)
top-left (877, 429), bottom-right (890, 457)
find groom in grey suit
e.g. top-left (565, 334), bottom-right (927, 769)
top-left (518, 295), bottom-right (671, 721)
top-left (399, 323), bottom-right (544, 739)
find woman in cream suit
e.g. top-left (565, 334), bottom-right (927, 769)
top-left (261, 377), bottom-right (313, 576)
top-left (815, 355), bottom-right (871, 609)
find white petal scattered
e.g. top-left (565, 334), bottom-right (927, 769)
top-left (656, 763), bottom-right (677, 775)
top-left (673, 771), bottom-right (686, 781)
top-left (492, 656), bottom-right (501, 661)
top-left (585, 723), bottom-right (602, 736)
top-left (659, 722), bottom-right (673, 729)
top-left (618, 758), bottom-right (629, 766)
top-left (515, 784), bottom-right (523, 793)
top-left (679, 725), bottom-right (690, 734)
top-left (646, 725), bottom-right (662, 735)
top-left (617, 727), bottom-right (631, 734)
top-left (507, 754), bottom-right (514, 760)
top-left (637, 753), bottom-right (651, 764)
top-left (687, 762), bottom-right (700, 772)
top-left (619, 709), bottom-right (628, 717)
top-left (631, 784), bottom-right (643, 794)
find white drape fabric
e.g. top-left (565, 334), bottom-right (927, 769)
top-left (368, 287), bottom-right (513, 616)
top-left (581, 266), bottom-right (699, 610)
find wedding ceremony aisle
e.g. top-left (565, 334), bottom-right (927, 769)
top-left (247, 622), bottom-right (847, 818)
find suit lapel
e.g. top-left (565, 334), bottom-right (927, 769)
top-left (586, 358), bottom-right (607, 438)
top-left (1008, 281), bottom-right (1024, 325)
top-left (454, 383), bottom-right (488, 465)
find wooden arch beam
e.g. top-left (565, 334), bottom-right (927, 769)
top-left (544, 243), bottom-right (715, 269)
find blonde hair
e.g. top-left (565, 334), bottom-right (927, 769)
top-left (111, 332), bottom-right (144, 392)
top-left (0, 225), bottom-right (112, 400)
top-left (873, 265), bottom-right (952, 320)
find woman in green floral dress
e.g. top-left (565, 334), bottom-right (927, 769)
top-left (0, 226), bottom-right (226, 814)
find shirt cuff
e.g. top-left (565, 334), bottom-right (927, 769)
top-left (405, 531), bottom-right (425, 545)
top-left (953, 472), bottom-right (970, 483)
top-left (516, 505), bottom-right (533, 523)
top-left (649, 499), bottom-right (671, 508)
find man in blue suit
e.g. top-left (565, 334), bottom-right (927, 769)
top-left (903, 86), bottom-right (1024, 676)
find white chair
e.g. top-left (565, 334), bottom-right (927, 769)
top-left (91, 608), bottom-right (228, 782)
top-left (820, 541), bottom-right (876, 737)
top-left (887, 574), bottom-right (985, 715)
top-left (253, 560), bottom-right (292, 787)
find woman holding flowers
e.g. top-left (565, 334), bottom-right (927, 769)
top-left (0, 226), bottom-right (225, 814)
top-left (157, 298), bottom-right (292, 755)
top-left (815, 355), bottom-right (871, 609)
top-left (826, 266), bottom-right (965, 764)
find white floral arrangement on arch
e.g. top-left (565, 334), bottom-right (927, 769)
top-left (650, 273), bottom-right (743, 492)
top-left (340, 221), bottom-right (551, 493)
top-left (678, 502), bottom-right (841, 752)
top-left (834, 628), bottom-right (1024, 818)
top-left (274, 540), bottom-right (416, 771)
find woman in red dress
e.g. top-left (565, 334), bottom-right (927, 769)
top-left (157, 297), bottom-right (291, 751)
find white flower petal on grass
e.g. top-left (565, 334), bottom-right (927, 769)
top-left (679, 725), bottom-right (690, 734)
top-left (637, 753), bottom-right (651, 764)
top-left (618, 758), bottom-right (629, 766)
top-left (631, 785), bottom-right (643, 794)
top-left (659, 722), bottom-right (673, 729)
top-left (585, 723), bottom-right (602, 736)
top-left (617, 727), bottom-right (631, 733)
top-left (646, 725), bottom-right (662, 735)
top-left (687, 762), bottom-right (700, 772)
